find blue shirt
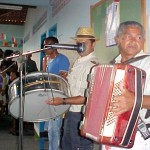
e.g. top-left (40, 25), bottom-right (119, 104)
top-left (46, 53), bottom-right (70, 75)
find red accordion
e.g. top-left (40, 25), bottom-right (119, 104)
top-left (80, 64), bottom-right (146, 148)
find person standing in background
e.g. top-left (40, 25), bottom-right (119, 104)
top-left (1, 49), bottom-right (18, 75)
top-left (23, 53), bottom-right (38, 75)
top-left (0, 50), bottom-right (18, 115)
top-left (9, 71), bottom-right (20, 135)
top-left (46, 27), bottom-right (99, 150)
top-left (0, 64), bottom-right (9, 115)
top-left (0, 49), bottom-right (4, 114)
top-left (0, 49), bottom-right (4, 66)
top-left (43, 36), bottom-right (70, 150)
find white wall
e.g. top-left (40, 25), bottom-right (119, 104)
top-left (146, 0), bottom-right (150, 15)
top-left (146, 0), bottom-right (150, 53)
top-left (23, 0), bottom-right (99, 69)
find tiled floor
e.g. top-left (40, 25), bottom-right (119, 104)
top-left (0, 114), bottom-right (101, 150)
top-left (0, 114), bottom-right (48, 150)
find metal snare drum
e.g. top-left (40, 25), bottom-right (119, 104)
top-left (8, 72), bottom-right (70, 122)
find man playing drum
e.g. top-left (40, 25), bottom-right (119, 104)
top-left (43, 36), bottom-right (70, 150)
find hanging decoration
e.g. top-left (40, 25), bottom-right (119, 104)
top-left (0, 33), bottom-right (23, 48)
top-left (105, 1), bottom-right (120, 47)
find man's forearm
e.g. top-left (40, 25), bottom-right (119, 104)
top-left (142, 96), bottom-right (150, 109)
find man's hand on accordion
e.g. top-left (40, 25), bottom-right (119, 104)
top-left (111, 87), bottom-right (135, 116)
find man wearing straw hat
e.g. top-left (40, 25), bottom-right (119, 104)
top-left (46, 27), bottom-right (99, 150)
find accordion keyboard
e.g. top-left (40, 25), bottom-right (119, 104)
top-left (106, 80), bottom-right (122, 126)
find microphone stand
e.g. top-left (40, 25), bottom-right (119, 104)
top-left (1, 43), bottom-right (85, 62)
top-left (18, 62), bottom-right (24, 150)
top-left (18, 55), bottom-right (27, 150)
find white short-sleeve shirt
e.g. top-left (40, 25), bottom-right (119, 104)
top-left (102, 51), bottom-right (150, 150)
top-left (67, 52), bottom-right (98, 112)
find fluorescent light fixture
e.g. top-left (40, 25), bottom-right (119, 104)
top-left (0, 4), bottom-right (22, 10)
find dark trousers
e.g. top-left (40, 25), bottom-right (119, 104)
top-left (62, 111), bottom-right (93, 150)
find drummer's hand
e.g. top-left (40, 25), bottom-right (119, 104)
top-left (59, 70), bottom-right (68, 79)
top-left (110, 87), bottom-right (135, 116)
top-left (45, 97), bottom-right (63, 106)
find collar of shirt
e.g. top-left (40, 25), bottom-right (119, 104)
top-left (115, 50), bottom-right (146, 63)
top-left (76, 52), bottom-right (96, 63)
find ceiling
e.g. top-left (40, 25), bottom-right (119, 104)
top-left (0, 0), bottom-right (50, 25)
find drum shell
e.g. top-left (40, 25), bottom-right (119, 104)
top-left (8, 72), bottom-right (70, 122)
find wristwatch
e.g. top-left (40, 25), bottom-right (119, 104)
top-left (62, 98), bottom-right (66, 105)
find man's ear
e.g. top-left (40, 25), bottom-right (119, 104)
top-left (114, 36), bottom-right (119, 45)
top-left (93, 41), bottom-right (96, 48)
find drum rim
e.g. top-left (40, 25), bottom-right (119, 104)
top-left (8, 71), bottom-right (69, 94)
top-left (9, 71), bottom-right (68, 85)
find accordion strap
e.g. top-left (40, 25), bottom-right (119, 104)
top-left (110, 55), bottom-right (150, 65)
top-left (122, 68), bottom-right (143, 146)
top-left (122, 55), bottom-right (150, 64)
top-left (122, 55), bottom-right (150, 141)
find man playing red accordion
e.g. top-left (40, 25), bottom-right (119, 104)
top-left (102, 21), bottom-right (150, 150)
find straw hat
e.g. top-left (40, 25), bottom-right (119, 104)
top-left (72, 27), bottom-right (99, 41)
